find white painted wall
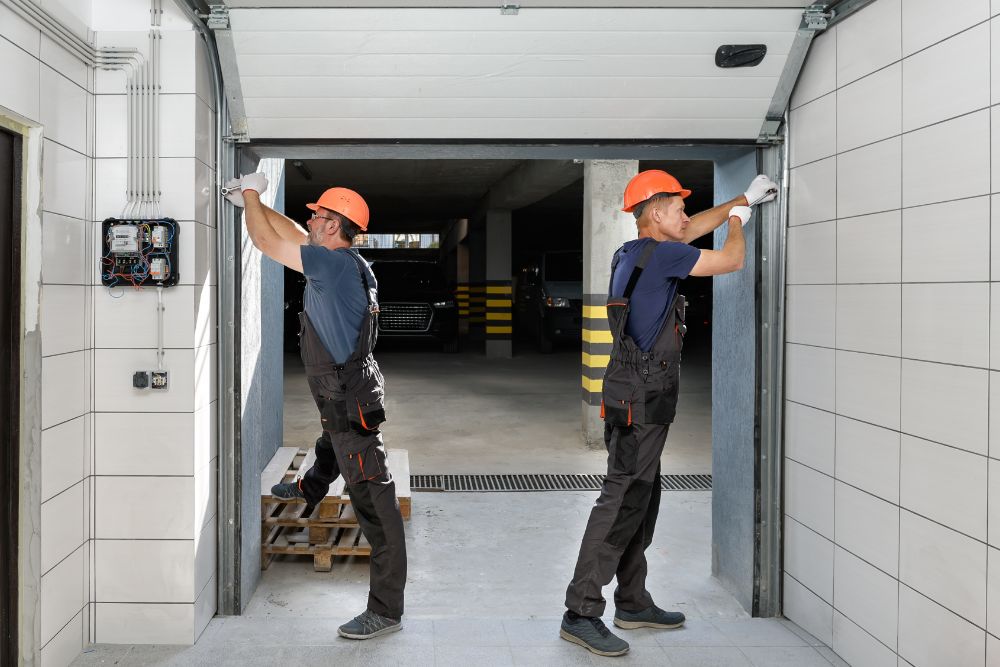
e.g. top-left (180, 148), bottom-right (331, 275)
top-left (0, 1), bottom-right (218, 664)
top-left (783, 1), bottom-right (1000, 664)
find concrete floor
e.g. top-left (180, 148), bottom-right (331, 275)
top-left (74, 343), bottom-right (845, 666)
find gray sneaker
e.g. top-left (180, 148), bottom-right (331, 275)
top-left (270, 478), bottom-right (305, 500)
top-left (338, 609), bottom-right (402, 640)
top-left (560, 611), bottom-right (629, 657)
top-left (614, 605), bottom-right (685, 630)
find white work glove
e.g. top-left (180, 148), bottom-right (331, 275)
top-left (222, 178), bottom-right (244, 207)
top-left (240, 172), bottom-right (268, 196)
top-left (728, 205), bottom-right (752, 226)
top-left (744, 174), bottom-right (778, 206)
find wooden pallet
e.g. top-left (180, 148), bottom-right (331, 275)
top-left (260, 447), bottom-right (410, 571)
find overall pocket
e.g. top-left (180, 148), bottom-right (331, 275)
top-left (601, 363), bottom-right (640, 427)
top-left (343, 442), bottom-right (388, 485)
top-left (644, 363), bottom-right (680, 424)
top-left (346, 362), bottom-right (387, 434)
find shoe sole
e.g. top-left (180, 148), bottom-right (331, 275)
top-left (559, 628), bottom-right (629, 657)
top-left (613, 617), bottom-right (685, 630)
top-left (338, 623), bottom-right (402, 640)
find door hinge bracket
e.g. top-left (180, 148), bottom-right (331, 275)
top-left (500, 3), bottom-right (520, 15)
top-left (206, 5), bottom-right (230, 30)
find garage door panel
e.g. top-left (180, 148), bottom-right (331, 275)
top-left (237, 53), bottom-right (788, 79)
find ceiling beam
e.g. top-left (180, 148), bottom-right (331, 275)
top-left (476, 159), bottom-right (582, 218)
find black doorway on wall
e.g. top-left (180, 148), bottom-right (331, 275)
top-left (0, 126), bottom-right (22, 665)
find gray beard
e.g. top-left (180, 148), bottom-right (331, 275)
top-left (308, 233), bottom-right (322, 247)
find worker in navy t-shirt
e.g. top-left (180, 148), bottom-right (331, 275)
top-left (561, 170), bottom-right (779, 657)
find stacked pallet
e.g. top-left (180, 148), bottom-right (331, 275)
top-left (260, 447), bottom-right (410, 572)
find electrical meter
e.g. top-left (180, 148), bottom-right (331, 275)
top-left (100, 218), bottom-right (180, 288)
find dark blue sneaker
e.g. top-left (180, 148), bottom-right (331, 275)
top-left (338, 609), bottom-right (402, 640)
top-left (271, 478), bottom-right (305, 500)
top-left (560, 611), bottom-right (629, 657)
top-left (614, 605), bottom-right (685, 630)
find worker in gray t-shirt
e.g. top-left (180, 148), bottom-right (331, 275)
top-left (224, 175), bottom-right (407, 642)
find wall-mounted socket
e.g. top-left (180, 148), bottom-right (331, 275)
top-left (133, 370), bottom-right (168, 390)
top-left (150, 371), bottom-right (168, 389)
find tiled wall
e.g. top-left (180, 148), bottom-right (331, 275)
top-left (1, 1), bottom-right (218, 664)
top-left (783, 1), bottom-right (1000, 665)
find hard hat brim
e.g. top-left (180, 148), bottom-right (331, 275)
top-left (621, 188), bottom-right (692, 212)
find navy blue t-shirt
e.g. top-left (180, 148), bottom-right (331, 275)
top-left (300, 245), bottom-right (376, 364)
top-left (610, 238), bottom-right (701, 352)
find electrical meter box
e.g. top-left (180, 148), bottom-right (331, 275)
top-left (100, 218), bottom-right (179, 288)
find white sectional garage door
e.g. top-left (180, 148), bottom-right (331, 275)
top-left (227, 3), bottom-right (806, 140)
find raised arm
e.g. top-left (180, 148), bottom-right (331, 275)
top-left (682, 174), bottom-right (778, 244)
top-left (688, 206), bottom-right (750, 277)
top-left (239, 175), bottom-right (305, 273)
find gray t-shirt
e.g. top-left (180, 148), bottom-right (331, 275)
top-left (300, 245), bottom-right (376, 364)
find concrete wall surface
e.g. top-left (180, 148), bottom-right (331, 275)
top-left (0, 0), bottom-right (218, 664)
top-left (783, 1), bottom-right (1000, 664)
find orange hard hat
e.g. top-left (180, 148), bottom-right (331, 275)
top-left (621, 170), bottom-right (691, 213)
top-left (306, 187), bottom-right (370, 231)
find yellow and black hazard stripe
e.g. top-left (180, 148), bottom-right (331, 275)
top-left (582, 293), bottom-right (612, 405)
top-left (485, 280), bottom-right (512, 340)
top-left (468, 283), bottom-right (487, 334)
top-left (456, 284), bottom-right (470, 320)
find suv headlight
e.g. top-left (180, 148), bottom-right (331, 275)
top-left (545, 296), bottom-right (571, 308)
top-left (432, 300), bottom-right (456, 308)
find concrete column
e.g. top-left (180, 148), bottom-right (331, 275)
top-left (466, 216), bottom-right (487, 343)
top-left (485, 208), bottom-right (512, 358)
top-left (581, 160), bottom-right (638, 444)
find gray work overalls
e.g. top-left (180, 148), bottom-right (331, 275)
top-left (298, 249), bottom-right (407, 620)
top-left (566, 240), bottom-right (686, 617)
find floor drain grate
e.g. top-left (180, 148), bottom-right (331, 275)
top-left (410, 474), bottom-right (711, 492)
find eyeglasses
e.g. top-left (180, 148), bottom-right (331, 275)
top-left (309, 212), bottom-right (338, 224)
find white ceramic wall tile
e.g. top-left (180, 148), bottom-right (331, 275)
top-left (159, 30), bottom-right (198, 95)
top-left (41, 351), bottom-right (87, 429)
top-left (787, 221), bottom-right (836, 284)
top-left (39, 65), bottom-right (89, 156)
top-left (785, 460), bottom-right (834, 539)
top-left (897, 584), bottom-right (986, 667)
top-left (834, 482), bottom-right (899, 577)
top-left (41, 415), bottom-right (86, 502)
top-left (193, 343), bottom-right (217, 410)
top-left (42, 139), bottom-right (89, 220)
top-left (837, 62), bottom-right (902, 153)
top-left (789, 158), bottom-right (837, 227)
top-left (785, 344), bottom-right (836, 412)
top-left (790, 94), bottom-right (837, 168)
top-left (988, 547), bottom-right (1000, 636)
top-left (194, 575), bottom-right (216, 642)
top-left (95, 603), bottom-right (194, 645)
top-left (95, 540), bottom-right (194, 602)
top-left (194, 401), bottom-right (217, 471)
top-left (836, 0), bottom-right (901, 86)
top-left (990, 459), bottom-right (1000, 546)
top-left (836, 284), bottom-right (900, 356)
top-left (785, 516), bottom-right (834, 602)
top-left (177, 221), bottom-right (216, 287)
top-left (40, 481), bottom-right (83, 574)
top-left (993, 374), bottom-right (1000, 459)
top-left (902, 0), bottom-right (990, 57)
top-left (93, 347), bottom-right (195, 413)
top-left (784, 401), bottom-right (835, 475)
top-left (903, 110), bottom-right (990, 208)
top-left (784, 573), bottom-right (833, 646)
top-left (837, 210), bottom-right (901, 284)
top-left (836, 416), bottom-right (900, 503)
top-left (41, 214), bottom-right (89, 286)
top-left (93, 158), bottom-right (126, 220)
top-left (193, 281), bottom-right (217, 347)
top-left (833, 547), bottom-right (899, 649)
top-left (95, 412), bottom-right (195, 475)
top-left (194, 516), bottom-right (216, 597)
top-left (791, 27), bottom-right (836, 110)
top-left (899, 509), bottom-right (987, 627)
top-left (94, 94), bottom-right (126, 158)
top-left (40, 545), bottom-right (84, 646)
top-left (902, 23), bottom-right (989, 132)
top-left (159, 94), bottom-right (200, 160)
top-left (96, 476), bottom-right (194, 540)
top-left (38, 33), bottom-right (88, 91)
top-left (902, 196), bottom-right (990, 282)
top-left (40, 608), bottom-right (83, 667)
top-left (40, 285), bottom-right (86, 357)
top-left (992, 286), bottom-right (1000, 371)
top-left (994, 17), bottom-right (1000, 105)
top-left (835, 350), bottom-right (901, 430)
top-left (93, 285), bottom-right (197, 349)
top-left (0, 4), bottom-right (41, 56)
top-left (785, 285), bottom-right (835, 348)
top-left (900, 435), bottom-right (988, 541)
top-left (990, 628), bottom-right (1000, 667)
top-left (902, 282), bottom-right (989, 368)
top-left (0, 37), bottom-right (40, 122)
top-left (993, 196), bottom-right (1000, 280)
top-left (837, 137), bottom-right (902, 219)
top-left (159, 158), bottom-right (212, 224)
top-left (194, 35), bottom-right (215, 113)
top-left (900, 360), bottom-right (988, 456)
top-left (194, 459), bottom-right (216, 533)
top-left (832, 612), bottom-right (897, 667)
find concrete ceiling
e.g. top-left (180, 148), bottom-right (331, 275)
top-left (282, 159), bottom-right (715, 233)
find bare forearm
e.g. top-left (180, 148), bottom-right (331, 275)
top-left (242, 192), bottom-right (277, 250)
top-left (262, 205), bottom-right (307, 244)
top-left (685, 195), bottom-right (749, 243)
top-left (720, 219), bottom-right (746, 271)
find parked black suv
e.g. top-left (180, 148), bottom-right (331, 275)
top-left (369, 259), bottom-right (459, 352)
top-left (514, 250), bottom-right (583, 352)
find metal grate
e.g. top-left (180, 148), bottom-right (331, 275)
top-left (410, 474), bottom-right (711, 492)
top-left (379, 303), bottom-right (432, 332)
